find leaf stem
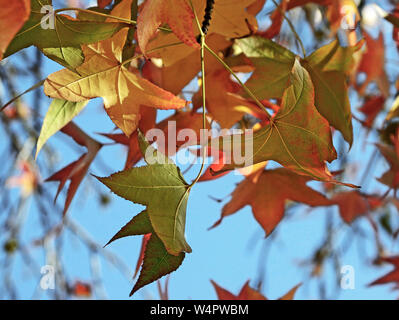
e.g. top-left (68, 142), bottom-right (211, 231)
top-left (0, 79), bottom-right (45, 112)
top-left (271, 0), bottom-right (306, 58)
top-left (203, 43), bottom-right (271, 119)
top-left (188, 0), bottom-right (207, 188)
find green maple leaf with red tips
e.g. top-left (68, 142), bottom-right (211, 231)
top-left (96, 132), bottom-right (191, 256)
top-left (213, 58), bottom-right (358, 187)
top-left (236, 36), bottom-right (362, 145)
top-left (104, 210), bottom-right (185, 296)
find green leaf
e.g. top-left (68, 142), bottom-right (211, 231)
top-left (105, 210), bottom-right (153, 246)
top-left (36, 99), bottom-right (88, 158)
top-left (237, 36), bottom-right (359, 145)
top-left (96, 151), bottom-right (191, 255)
top-left (41, 47), bottom-right (85, 71)
top-left (215, 59), bottom-right (339, 183)
top-left (130, 233), bottom-right (185, 296)
top-left (236, 36), bottom-right (295, 99)
top-left (4, 0), bottom-right (127, 65)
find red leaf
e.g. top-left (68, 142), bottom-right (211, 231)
top-left (369, 256), bottom-right (399, 287)
top-left (46, 123), bottom-right (102, 215)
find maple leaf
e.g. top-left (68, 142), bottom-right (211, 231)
top-left (46, 122), bottom-right (102, 215)
top-left (331, 191), bottom-right (372, 224)
top-left (155, 110), bottom-right (209, 155)
top-left (212, 168), bottom-right (332, 235)
top-left (358, 95), bottom-right (386, 129)
top-left (0, 0), bottom-right (30, 60)
top-left (211, 280), bottom-right (301, 300)
top-left (134, 233), bottom-right (151, 279)
top-left (142, 33), bottom-right (232, 94)
top-left (197, 147), bottom-right (229, 182)
top-left (198, 150), bottom-right (267, 183)
top-left (192, 64), bottom-right (259, 128)
top-left (376, 142), bottom-right (399, 192)
top-left (214, 58), bottom-right (357, 186)
top-left (369, 256), bottom-right (399, 288)
top-left (357, 32), bottom-right (390, 98)
top-left (44, 0), bottom-right (188, 137)
top-left (97, 133), bottom-right (191, 255)
top-left (132, 232), bottom-right (184, 295)
top-left (237, 36), bottom-right (362, 145)
top-left (104, 209), bottom-right (185, 295)
top-left (100, 107), bottom-right (157, 169)
top-left (144, 0), bottom-right (259, 67)
top-left (4, 0), bottom-right (126, 69)
top-left (197, 0), bottom-right (259, 38)
top-left (137, 0), bottom-right (200, 54)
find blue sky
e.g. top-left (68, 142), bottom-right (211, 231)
top-left (0, 0), bottom-right (399, 300)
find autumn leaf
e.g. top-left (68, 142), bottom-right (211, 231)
top-left (357, 32), bottom-right (390, 98)
top-left (142, 33), bottom-right (231, 94)
top-left (237, 36), bottom-right (361, 144)
top-left (211, 280), bottom-right (301, 300)
top-left (198, 147), bottom-right (229, 182)
top-left (369, 256), bottom-right (399, 288)
top-left (97, 133), bottom-right (191, 255)
top-left (376, 142), bottom-right (399, 191)
top-left (100, 107), bottom-right (157, 169)
top-left (0, 0), bottom-right (30, 60)
top-left (357, 95), bottom-right (386, 129)
top-left (98, 0), bottom-right (112, 8)
top-left (137, 0), bottom-right (199, 54)
top-left (44, 0), bottom-right (188, 137)
top-left (155, 110), bottom-right (209, 155)
top-left (198, 0), bottom-right (258, 38)
top-left (214, 58), bottom-right (353, 185)
top-left (71, 281), bottom-right (92, 297)
top-left (144, 0), bottom-right (259, 67)
top-left (212, 280), bottom-right (266, 300)
top-left (46, 122), bottom-right (102, 215)
top-left (212, 168), bottom-right (332, 235)
top-left (4, 0), bottom-right (126, 69)
top-left (193, 65), bottom-right (259, 128)
top-left (331, 191), bottom-right (372, 224)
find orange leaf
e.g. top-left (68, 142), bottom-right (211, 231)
top-left (212, 168), bottom-right (332, 235)
top-left (0, 0), bottom-right (30, 59)
top-left (211, 280), bottom-right (301, 300)
top-left (137, 0), bottom-right (200, 54)
top-left (331, 191), bottom-right (371, 223)
top-left (44, 0), bottom-right (187, 137)
top-left (72, 281), bottom-right (92, 297)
